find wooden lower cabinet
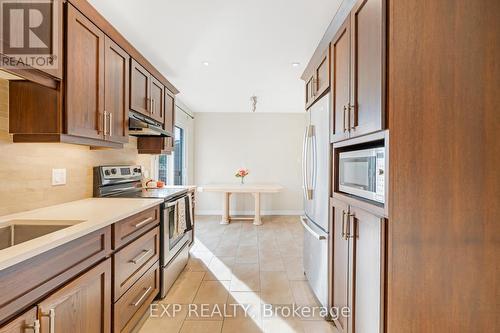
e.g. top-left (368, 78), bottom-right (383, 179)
top-left (38, 259), bottom-right (111, 333)
top-left (330, 197), bottom-right (386, 333)
top-left (0, 307), bottom-right (38, 333)
top-left (113, 227), bottom-right (160, 301)
top-left (113, 263), bottom-right (159, 333)
top-left (331, 198), bottom-right (350, 332)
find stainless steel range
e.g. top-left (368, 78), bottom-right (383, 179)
top-left (93, 165), bottom-right (194, 298)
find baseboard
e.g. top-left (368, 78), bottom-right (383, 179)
top-left (195, 210), bottom-right (303, 216)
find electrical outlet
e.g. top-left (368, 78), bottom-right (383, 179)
top-left (52, 168), bottom-right (67, 186)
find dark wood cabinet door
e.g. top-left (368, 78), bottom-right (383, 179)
top-left (0, 0), bottom-right (63, 80)
top-left (305, 76), bottom-right (314, 109)
top-left (130, 59), bottom-right (150, 117)
top-left (150, 76), bottom-right (164, 123)
top-left (349, 206), bottom-right (385, 333)
top-left (349, 0), bottom-right (384, 138)
top-left (164, 90), bottom-right (175, 135)
top-left (105, 36), bottom-right (129, 143)
top-left (331, 16), bottom-right (351, 142)
top-left (65, 3), bottom-right (105, 140)
top-left (315, 47), bottom-right (331, 98)
top-left (331, 198), bottom-right (350, 333)
top-left (0, 307), bottom-right (38, 333)
top-left (38, 259), bottom-right (111, 333)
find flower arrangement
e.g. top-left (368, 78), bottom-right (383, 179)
top-left (235, 168), bottom-right (249, 184)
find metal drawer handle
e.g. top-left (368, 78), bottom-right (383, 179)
top-left (25, 320), bottom-right (40, 333)
top-left (135, 217), bottom-right (153, 228)
top-left (109, 112), bottom-right (113, 136)
top-left (346, 213), bottom-right (355, 239)
top-left (341, 210), bottom-right (347, 240)
top-left (130, 249), bottom-right (153, 264)
top-left (40, 309), bottom-right (55, 333)
top-left (131, 286), bottom-right (152, 307)
top-left (103, 111), bottom-right (108, 136)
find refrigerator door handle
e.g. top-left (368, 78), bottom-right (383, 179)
top-left (310, 125), bottom-right (318, 192)
top-left (301, 216), bottom-right (327, 240)
top-left (302, 125), bottom-right (310, 201)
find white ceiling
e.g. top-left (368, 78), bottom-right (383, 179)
top-left (88, 0), bottom-right (341, 113)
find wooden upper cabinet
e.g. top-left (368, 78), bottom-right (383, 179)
top-left (330, 0), bottom-right (384, 142)
top-left (349, 0), bottom-right (384, 137)
top-left (331, 16), bottom-right (351, 142)
top-left (315, 48), bottom-right (331, 98)
top-left (38, 259), bottom-right (111, 333)
top-left (130, 59), bottom-right (167, 124)
top-left (0, 0), bottom-right (63, 80)
top-left (164, 90), bottom-right (175, 135)
top-left (0, 307), bottom-right (38, 333)
top-left (305, 76), bottom-right (315, 108)
top-left (150, 76), bottom-right (165, 123)
top-left (66, 3), bottom-right (105, 140)
top-left (105, 36), bottom-right (129, 143)
top-left (130, 59), bottom-right (150, 116)
top-left (305, 48), bottom-right (331, 110)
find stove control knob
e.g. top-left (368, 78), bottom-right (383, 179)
top-left (104, 170), bottom-right (111, 176)
top-left (133, 167), bottom-right (141, 173)
top-left (111, 168), bottom-right (117, 175)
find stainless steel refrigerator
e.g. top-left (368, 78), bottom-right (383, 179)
top-left (301, 93), bottom-right (330, 308)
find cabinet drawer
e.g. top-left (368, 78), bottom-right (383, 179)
top-left (113, 263), bottom-right (159, 333)
top-left (113, 206), bottom-right (160, 249)
top-left (114, 227), bottom-right (160, 301)
top-left (0, 227), bottom-right (111, 324)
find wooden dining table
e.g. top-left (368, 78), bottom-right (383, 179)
top-left (197, 184), bottom-right (283, 225)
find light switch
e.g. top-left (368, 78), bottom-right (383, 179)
top-left (52, 168), bottom-right (67, 186)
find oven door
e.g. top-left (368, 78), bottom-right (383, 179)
top-left (161, 197), bottom-right (191, 267)
top-left (339, 148), bottom-right (385, 203)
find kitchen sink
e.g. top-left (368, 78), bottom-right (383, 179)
top-left (0, 219), bottom-right (85, 250)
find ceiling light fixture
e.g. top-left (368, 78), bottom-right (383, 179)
top-left (291, 62), bottom-right (301, 67)
top-left (202, 61), bottom-right (210, 66)
top-left (250, 96), bottom-right (258, 112)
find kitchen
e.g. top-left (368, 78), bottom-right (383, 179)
top-left (0, 0), bottom-right (498, 333)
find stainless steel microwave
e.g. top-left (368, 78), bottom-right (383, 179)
top-left (339, 147), bottom-right (386, 203)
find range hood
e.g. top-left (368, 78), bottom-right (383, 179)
top-left (128, 112), bottom-right (172, 137)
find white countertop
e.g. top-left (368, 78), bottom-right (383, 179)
top-left (197, 184), bottom-right (284, 193)
top-left (0, 198), bottom-right (164, 271)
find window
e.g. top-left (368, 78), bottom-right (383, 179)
top-left (173, 126), bottom-right (184, 185)
top-left (158, 126), bottom-right (185, 185)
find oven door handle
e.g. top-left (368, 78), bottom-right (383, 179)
top-left (166, 201), bottom-right (177, 208)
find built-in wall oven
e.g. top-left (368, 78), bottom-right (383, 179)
top-left (339, 147), bottom-right (386, 203)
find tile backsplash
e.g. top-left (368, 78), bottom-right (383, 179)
top-left (0, 78), bottom-right (153, 216)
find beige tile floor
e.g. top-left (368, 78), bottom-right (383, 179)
top-left (139, 215), bottom-right (337, 333)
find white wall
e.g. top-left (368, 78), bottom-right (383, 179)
top-left (175, 102), bottom-right (195, 184)
top-left (194, 112), bottom-right (307, 215)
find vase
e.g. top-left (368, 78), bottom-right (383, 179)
top-left (240, 177), bottom-right (245, 185)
